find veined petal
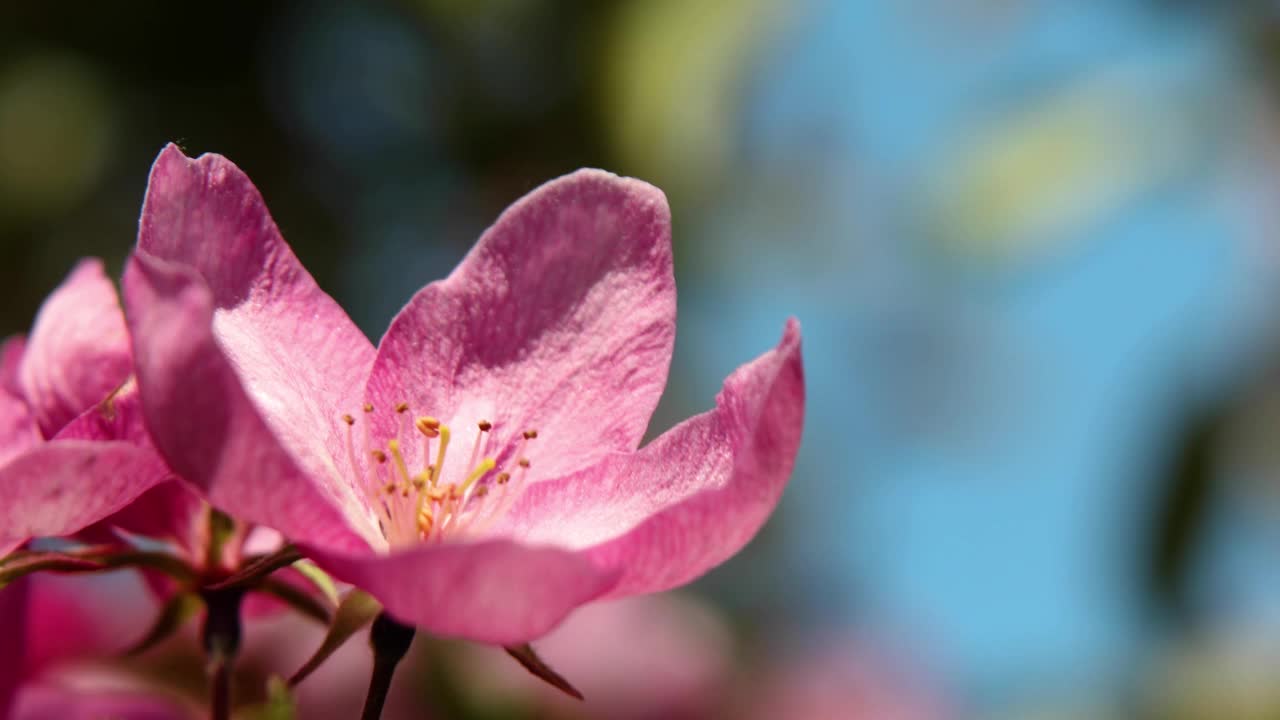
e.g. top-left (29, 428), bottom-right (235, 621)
top-left (0, 336), bottom-right (38, 467)
top-left (137, 144), bottom-right (376, 520)
top-left (122, 253), bottom-right (374, 551)
top-left (18, 259), bottom-right (132, 439)
top-left (0, 440), bottom-right (171, 549)
top-left (503, 319), bottom-right (804, 597)
top-left (366, 169), bottom-right (675, 480)
top-left (307, 539), bottom-right (618, 645)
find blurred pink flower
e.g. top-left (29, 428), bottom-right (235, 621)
top-left (123, 144), bottom-right (805, 644)
top-left (1, 572), bottom-right (194, 720)
top-left (460, 593), bottom-right (734, 719)
top-left (738, 634), bottom-right (951, 720)
top-left (0, 260), bottom-right (170, 557)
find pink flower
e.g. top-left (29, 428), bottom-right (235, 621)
top-left (124, 145), bottom-right (804, 644)
top-left (0, 260), bottom-right (171, 557)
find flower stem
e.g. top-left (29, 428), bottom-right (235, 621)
top-left (209, 657), bottom-right (231, 720)
top-left (200, 586), bottom-right (246, 720)
top-left (361, 612), bottom-right (416, 720)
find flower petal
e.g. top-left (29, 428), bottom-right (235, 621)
top-left (0, 336), bottom-right (38, 467)
top-left (122, 253), bottom-right (374, 551)
top-left (81, 481), bottom-right (208, 562)
top-left (366, 169), bottom-right (675, 480)
top-left (137, 144), bottom-right (377, 521)
top-left (0, 440), bottom-right (171, 548)
top-left (307, 539), bottom-right (618, 645)
top-left (18, 259), bottom-right (132, 439)
top-left (139, 143), bottom-right (373, 424)
top-left (503, 319), bottom-right (804, 597)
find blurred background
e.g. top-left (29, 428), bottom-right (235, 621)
top-left (6, 1), bottom-right (1280, 718)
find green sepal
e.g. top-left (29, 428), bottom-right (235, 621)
top-left (239, 676), bottom-right (296, 720)
top-left (257, 577), bottom-right (332, 625)
top-left (125, 591), bottom-right (202, 656)
top-left (0, 548), bottom-right (105, 588)
top-left (289, 588), bottom-right (382, 687)
top-left (504, 643), bottom-right (583, 700)
top-left (290, 559), bottom-right (339, 606)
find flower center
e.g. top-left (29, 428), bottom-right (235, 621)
top-left (340, 403), bottom-right (536, 547)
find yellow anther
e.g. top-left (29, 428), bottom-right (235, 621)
top-left (415, 416), bottom-right (440, 438)
top-left (458, 457), bottom-right (496, 495)
top-left (341, 413), bottom-right (354, 425)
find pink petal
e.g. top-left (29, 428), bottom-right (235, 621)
top-left (18, 259), bottom-right (132, 439)
top-left (504, 319), bottom-right (804, 598)
top-left (1, 334), bottom-right (25, 393)
top-left (81, 481), bottom-right (208, 562)
top-left (122, 253), bottom-right (373, 551)
top-left (137, 145), bottom-right (375, 491)
top-left (0, 336), bottom-right (39, 467)
top-left (366, 169), bottom-right (675, 481)
top-left (0, 440), bottom-right (171, 548)
top-left (0, 580), bottom-right (29, 718)
top-left (307, 538), bottom-right (617, 645)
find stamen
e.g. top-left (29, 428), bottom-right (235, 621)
top-left (387, 439), bottom-right (412, 490)
top-left (395, 402), bottom-right (410, 438)
top-left (343, 413), bottom-right (365, 492)
top-left (466, 420), bottom-right (490, 479)
top-left (458, 457), bottom-right (496, 496)
top-left (415, 416), bottom-right (441, 437)
top-left (431, 425), bottom-right (451, 485)
top-left (346, 407), bottom-right (540, 545)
